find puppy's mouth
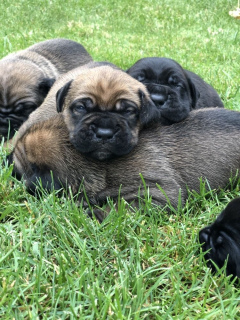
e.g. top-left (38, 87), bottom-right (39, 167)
top-left (0, 103), bottom-right (38, 138)
top-left (87, 149), bottom-right (115, 161)
top-left (0, 116), bottom-right (26, 138)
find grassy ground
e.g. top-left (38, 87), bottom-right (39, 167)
top-left (0, 0), bottom-right (240, 318)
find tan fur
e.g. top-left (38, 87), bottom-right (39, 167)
top-left (63, 67), bottom-right (143, 110)
top-left (14, 63), bottom-right (151, 146)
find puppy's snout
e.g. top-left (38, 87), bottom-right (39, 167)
top-left (150, 93), bottom-right (167, 105)
top-left (199, 228), bottom-right (210, 244)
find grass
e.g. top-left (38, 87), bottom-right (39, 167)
top-left (0, 0), bottom-right (240, 318)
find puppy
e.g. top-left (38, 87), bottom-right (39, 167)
top-left (199, 198), bottom-right (240, 278)
top-left (9, 108), bottom-right (240, 223)
top-left (0, 38), bottom-right (92, 139)
top-left (127, 57), bottom-right (224, 125)
top-left (13, 63), bottom-right (160, 160)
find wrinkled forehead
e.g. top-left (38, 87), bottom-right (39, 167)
top-left (0, 60), bottom-right (40, 89)
top-left (0, 59), bottom-right (40, 76)
top-left (66, 66), bottom-right (148, 107)
top-left (131, 57), bottom-right (184, 78)
top-left (0, 65), bottom-right (40, 105)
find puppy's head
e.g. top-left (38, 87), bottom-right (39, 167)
top-left (56, 65), bottom-right (159, 161)
top-left (127, 57), bottom-right (200, 125)
top-left (0, 59), bottom-right (55, 139)
top-left (199, 198), bottom-right (240, 278)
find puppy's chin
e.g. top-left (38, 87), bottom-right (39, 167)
top-left (70, 137), bottom-right (136, 161)
top-left (86, 149), bottom-right (116, 161)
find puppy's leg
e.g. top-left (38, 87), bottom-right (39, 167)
top-left (86, 207), bottom-right (109, 223)
top-left (26, 164), bottom-right (63, 196)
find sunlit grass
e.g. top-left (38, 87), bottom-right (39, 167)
top-left (1, 0), bottom-right (240, 318)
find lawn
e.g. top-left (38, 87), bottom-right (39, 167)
top-left (0, 0), bottom-right (240, 319)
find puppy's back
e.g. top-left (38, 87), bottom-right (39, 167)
top-left (28, 38), bottom-right (93, 73)
top-left (161, 108), bottom-right (240, 190)
top-left (186, 70), bottom-right (224, 109)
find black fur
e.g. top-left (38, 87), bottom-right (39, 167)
top-left (66, 97), bottom-right (142, 161)
top-left (127, 57), bottom-right (224, 125)
top-left (56, 80), bottom-right (73, 113)
top-left (199, 198), bottom-right (240, 278)
top-left (138, 89), bottom-right (161, 127)
top-left (38, 78), bottom-right (56, 96)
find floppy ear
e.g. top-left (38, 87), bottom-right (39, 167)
top-left (56, 80), bottom-right (73, 113)
top-left (138, 89), bottom-right (161, 127)
top-left (38, 78), bottom-right (56, 96)
top-left (186, 77), bottom-right (200, 109)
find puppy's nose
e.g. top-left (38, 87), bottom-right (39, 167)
top-left (150, 93), bottom-right (167, 105)
top-left (95, 127), bottom-right (114, 140)
top-left (199, 228), bottom-right (210, 244)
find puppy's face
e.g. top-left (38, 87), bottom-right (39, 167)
top-left (199, 198), bottom-right (240, 277)
top-left (127, 57), bottom-right (199, 124)
top-left (56, 65), bottom-right (159, 161)
top-left (0, 60), bottom-right (54, 139)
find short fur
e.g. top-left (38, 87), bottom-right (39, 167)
top-left (127, 57), bottom-right (224, 125)
top-left (10, 108), bottom-right (240, 222)
top-left (199, 198), bottom-right (240, 278)
top-left (14, 64), bottom-right (160, 160)
top-left (0, 38), bottom-right (92, 139)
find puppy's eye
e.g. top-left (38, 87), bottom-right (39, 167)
top-left (137, 74), bottom-right (145, 82)
top-left (168, 76), bottom-right (181, 87)
top-left (122, 106), bottom-right (136, 114)
top-left (116, 100), bottom-right (138, 115)
top-left (14, 103), bottom-right (24, 112)
top-left (216, 236), bottom-right (223, 245)
top-left (71, 98), bottom-right (93, 114)
top-left (15, 102), bottom-right (36, 113)
top-left (72, 104), bottom-right (86, 114)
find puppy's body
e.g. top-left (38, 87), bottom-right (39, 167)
top-left (11, 108), bottom-right (240, 217)
top-left (14, 63), bottom-right (159, 159)
top-left (199, 198), bottom-right (240, 278)
top-left (0, 38), bottom-right (92, 139)
top-left (127, 57), bottom-right (224, 125)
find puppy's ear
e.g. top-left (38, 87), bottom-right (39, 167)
top-left (138, 89), bottom-right (161, 127)
top-left (38, 78), bottom-right (56, 96)
top-left (56, 80), bottom-right (73, 113)
top-left (187, 77), bottom-right (200, 109)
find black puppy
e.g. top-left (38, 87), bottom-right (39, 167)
top-left (127, 57), bottom-right (224, 125)
top-left (199, 198), bottom-right (240, 278)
